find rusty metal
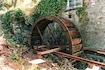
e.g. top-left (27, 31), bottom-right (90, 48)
top-left (84, 47), bottom-right (105, 55)
top-left (35, 45), bottom-right (105, 56)
top-left (28, 15), bottom-right (83, 55)
top-left (38, 47), bottom-right (105, 68)
top-left (37, 45), bottom-right (70, 55)
top-left (36, 25), bottom-right (44, 43)
top-left (56, 52), bottom-right (105, 68)
top-left (36, 45), bottom-right (83, 56)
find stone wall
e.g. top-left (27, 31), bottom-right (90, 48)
top-left (63, 0), bottom-right (105, 50)
top-left (82, 0), bottom-right (105, 49)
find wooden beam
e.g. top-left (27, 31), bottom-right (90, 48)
top-left (37, 46), bottom-right (67, 55)
top-left (37, 47), bottom-right (62, 55)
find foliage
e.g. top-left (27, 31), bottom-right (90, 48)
top-left (77, 3), bottom-right (89, 27)
top-left (11, 48), bottom-right (25, 65)
top-left (1, 9), bottom-right (31, 45)
top-left (0, 0), bottom-right (3, 10)
top-left (28, 65), bottom-right (40, 70)
top-left (43, 23), bottom-right (69, 45)
top-left (76, 62), bottom-right (87, 69)
top-left (0, 5), bottom-right (3, 10)
top-left (1, 0), bottom-right (65, 46)
top-left (29, 0), bottom-right (65, 24)
top-left (36, 0), bottom-right (65, 16)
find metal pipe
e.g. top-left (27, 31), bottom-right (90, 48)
top-left (38, 47), bottom-right (105, 68)
top-left (84, 47), bottom-right (105, 55)
top-left (56, 52), bottom-right (105, 68)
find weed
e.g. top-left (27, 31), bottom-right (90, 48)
top-left (1, 0), bottom-right (66, 46)
top-left (77, 2), bottom-right (89, 27)
top-left (11, 49), bottom-right (25, 65)
top-left (28, 65), bottom-right (41, 70)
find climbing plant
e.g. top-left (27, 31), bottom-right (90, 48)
top-left (28, 0), bottom-right (65, 25)
top-left (36, 0), bottom-right (65, 16)
top-left (1, 0), bottom-right (66, 46)
top-left (76, 2), bottom-right (89, 27)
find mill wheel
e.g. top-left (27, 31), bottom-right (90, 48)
top-left (28, 16), bottom-right (83, 55)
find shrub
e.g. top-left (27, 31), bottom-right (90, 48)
top-left (1, 0), bottom-right (65, 46)
top-left (1, 9), bottom-right (31, 45)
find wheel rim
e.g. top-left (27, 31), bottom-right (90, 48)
top-left (28, 16), bottom-right (83, 55)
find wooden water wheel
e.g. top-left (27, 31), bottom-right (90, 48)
top-left (28, 16), bottom-right (83, 56)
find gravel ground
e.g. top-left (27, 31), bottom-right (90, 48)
top-left (0, 55), bottom-right (14, 70)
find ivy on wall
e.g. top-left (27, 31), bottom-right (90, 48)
top-left (1, 0), bottom-right (65, 46)
top-left (76, 2), bottom-right (89, 27)
top-left (36, 0), bottom-right (65, 16)
top-left (28, 0), bottom-right (65, 25)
